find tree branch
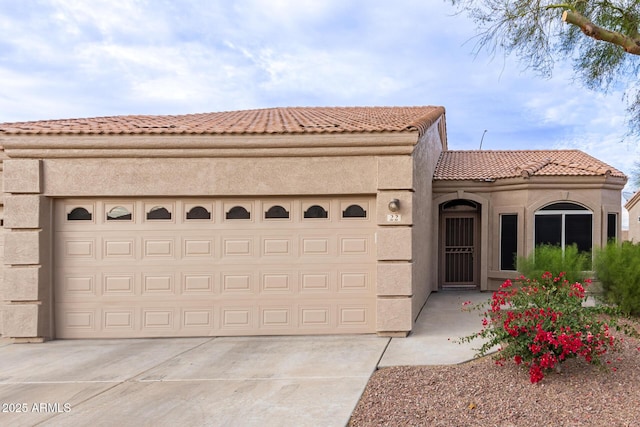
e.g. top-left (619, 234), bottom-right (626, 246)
top-left (562, 9), bottom-right (640, 55)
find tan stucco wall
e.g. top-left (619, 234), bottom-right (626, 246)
top-left (626, 192), bottom-right (640, 243)
top-left (410, 118), bottom-right (446, 319)
top-left (2, 127), bottom-right (446, 340)
top-left (434, 176), bottom-right (626, 291)
top-left (42, 157), bottom-right (379, 197)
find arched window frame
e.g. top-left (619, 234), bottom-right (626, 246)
top-left (265, 205), bottom-right (290, 219)
top-left (67, 207), bottom-right (93, 221)
top-left (226, 205), bottom-right (251, 220)
top-left (342, 204), bottom-right (367, 218)
top-left (185, 205), bottom-right (212, 220)
top-left (106, 205), bottom-right (133, 221)
top-left (303, 204), bottom-right (329, 219)
top-left (534, 202), bottom-right (593, 254)
top-left (146, 206), bottom-right (172, 220)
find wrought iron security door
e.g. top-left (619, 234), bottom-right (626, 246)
top-left (441, 214), bottom-right (478, 288)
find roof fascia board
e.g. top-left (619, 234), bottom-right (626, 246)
top-left (1, 132), bottom-right (419, 158)
top-left (433, 176), bottom-right (627, 192)
top-left (625, 190), bottom-right (640, 210)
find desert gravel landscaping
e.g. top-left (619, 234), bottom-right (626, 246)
top-left (350, 325), bottom-right (640, 426)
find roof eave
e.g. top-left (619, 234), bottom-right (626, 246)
top-left (0, 131), bottom-right (421, 159)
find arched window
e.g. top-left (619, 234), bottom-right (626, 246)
top-left (67, 207), bottom-right (92, 221)
top-left (304, 205), bottom-right (328, 219)
top-left (265, 205), bottom-right (290, 219)
top-left (535, 202), bottom-right (592, 254)
top-left (342, 204), bottom-right (367, 218)
top-left (226, 206), bottom-right (251, 220)
top-left (106, 206), bottom-right (132, 221)
top-left (186, 206), bottom-right (211, 220)
top-left (442, 199), bottom-right (479, 211)
top-left (146, 206), bottom-right (171, 220)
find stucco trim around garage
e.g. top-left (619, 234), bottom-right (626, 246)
top-left (0, 132), bottom-right (421, 158)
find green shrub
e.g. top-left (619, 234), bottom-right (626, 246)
top-left (460, 273), bottom-right (622, 383)
top-left (594, 241), bottom-right (640, 316)
top-left (517, 244), bottom-right (590, 285)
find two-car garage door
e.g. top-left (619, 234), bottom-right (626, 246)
top-left (54, 198), bottom-right (376, 338)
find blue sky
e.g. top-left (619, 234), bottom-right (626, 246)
top-left (1, 1), bottom-right (638, 194)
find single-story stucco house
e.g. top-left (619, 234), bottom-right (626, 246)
top-left (625, 191), bottom-right (640, 242)
top-left (0, 106), bottom-right (627, 342)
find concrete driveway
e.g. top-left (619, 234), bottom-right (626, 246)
top-left (0, 335), bottom-right (389, 427)
top-left (0, 291), bottom-right (489, 426)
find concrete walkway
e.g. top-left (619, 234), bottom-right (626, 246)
top-left (380, 290), bottom-right (491, 367)
top-left (0, 291), bottom-right (491, 426)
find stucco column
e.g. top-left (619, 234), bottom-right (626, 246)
top-left (376, 155), bottom-right (414, 337)
top-left (2, 159), bottom-right (52, 342)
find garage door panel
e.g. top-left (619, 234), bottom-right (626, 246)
top-left (62, 275), bottom-right (96, 296)
top-left (221, 273), bottom-right (254, 293)
top-left (182, 308), bottom-right (214, 329)
top-left (300, 271), bottom-right (332, 292)
top-left (182, 274), bottom-right (215, 293)
top-left (222, 236), bottom-right (254, 257)
top-left (260, 305), bottom-right (293, 328)
top-left (339, 305), bottom-right (369, 326)
top-left (299, 305), bottom-right (332, 328)
top-left (260, 272), bottom-right (294, 293)
top-left (55, 197), bottom-right (376, 338)
top-left (183, 238), bottom-right (215, 257)
top-left (221, 306), bottom-right (255, 330)
top-left (142, 308), bottom-right (175, 329)
top-left (104, 238), bottom-right (136, 259)
top-left (262, 237), bottom-right (293, 256)
top-left (339, 271), bottom-right (371, 292)
top-left (339, 235), bottom-right (372, 256)
top-left (143, 238), bottom-right (176, 258)
top-left (142, 274), bottom-right (175, 294)
top-left (64, 239), bottom-right (96, 259)
top-left (104, 274), bottom-right (136, 296)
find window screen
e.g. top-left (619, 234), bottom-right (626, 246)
top-left (607, 213), bottom-right (617, 242)
top-left (500, 214), bottom-right (518, 271)
top-left (535, 214), bottom-right (562, 247)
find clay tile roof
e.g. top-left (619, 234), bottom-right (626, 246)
top-left (433, 150), bottom-right (626, 180)
top-left (0, 106), bottom-right (445, 136)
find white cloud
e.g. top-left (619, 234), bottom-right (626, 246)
top-left (0, 0), bottom-right (637, 182)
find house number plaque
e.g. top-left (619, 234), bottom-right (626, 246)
top-left (386, 214), bottom-right (402, 222)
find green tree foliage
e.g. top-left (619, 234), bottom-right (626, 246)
top-left (517, 244), bottom-right (590, 284)
top-left (631, 160), bottom-right (640, 188)
top-left (594, 241), bottom-right (640, 316)
top-left (448, 0), bottom-right (640, 135)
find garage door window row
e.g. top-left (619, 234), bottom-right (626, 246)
top-left (66, 202), bottom-right (368, 223)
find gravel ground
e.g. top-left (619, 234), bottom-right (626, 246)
top-left (350, 328), bottom-right (640, 426)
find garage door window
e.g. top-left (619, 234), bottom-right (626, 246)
top-left (186, 206), bottom-right (211, 220)
top-left (226, 206), bottom-right (251, 220)
top-left (146, 206), bottom-right (172, 220)
top-left (342, 204), bottom-right (367, 218)
top-left (67, 207), bottom-right (92, 221)
top-left (304, 205), bottom-right (328, 219)
top-left (265, 205), bottom-right (290, 219)
top-left (107, 206), bottom-right (132, 221)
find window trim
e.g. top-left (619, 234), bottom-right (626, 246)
top-left (264, 205), bottom-right (290, 219)
top-left (499, 213), bottom-right (518, 271)
top-left (106, 205), bottom-right (133, 221)
top-left (534, 202), bottom-right (593, 252)
top-left (67, 207), bottom-right (93, 221)
top-left (342, 204), bottom-right (367, 219)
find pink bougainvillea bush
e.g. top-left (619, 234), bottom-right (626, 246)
top-left (462, 272), bottom-right (631, 383)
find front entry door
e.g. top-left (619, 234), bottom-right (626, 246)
top-left (440, 212), bottom-right (479, 288)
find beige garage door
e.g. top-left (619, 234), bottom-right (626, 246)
top-left (54, 198), bottom-right (376, 338)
